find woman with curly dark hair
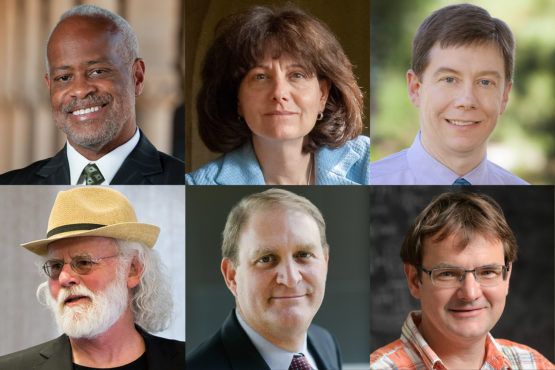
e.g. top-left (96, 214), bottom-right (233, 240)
top-left (186, 4), bottom-right (369, 185)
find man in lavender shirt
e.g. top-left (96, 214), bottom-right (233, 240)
top-left (370, 4), bottom-right (528, 185)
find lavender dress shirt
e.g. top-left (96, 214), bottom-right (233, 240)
top-left (370, 132), bottom-right (529, 185)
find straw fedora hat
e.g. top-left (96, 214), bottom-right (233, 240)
top-left (22, 187), bottom-right (160, 256)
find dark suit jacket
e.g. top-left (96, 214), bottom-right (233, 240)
top-left (0, 326), bottom-right (185, 370)
top-left (0, 130), bottom-right (184, 184)
top-left (186, 310), bottom-right (342, 370)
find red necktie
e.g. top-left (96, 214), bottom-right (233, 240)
top-left (288, 354), bottom-right (311, 370)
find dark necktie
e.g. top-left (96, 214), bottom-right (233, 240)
top-left (289, 354), bottom-right (311, 370)
top-left (453, 178), bottom-right (471, 185)
top-left (80, 163), bottom-right (105, 185)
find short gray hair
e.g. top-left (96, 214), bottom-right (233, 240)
top-left (45, 5), bottom-right (139, 74)
top-left (222, 188), bottom-right (329, 266)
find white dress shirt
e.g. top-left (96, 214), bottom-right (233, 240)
top-left (236, 310), bottom-right (318, 370)
top-left (67, 128), bottom-right (140, 185)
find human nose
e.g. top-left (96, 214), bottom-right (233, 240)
top-left (270, 75), bottom-right (290, 102)
top-left (454, 82), bottom-right (478, 110)
top-left (456, 271), bottom-right (482, 301)
top-left (275, 258), bottom-right (302, 287)
top-left (57, 263), bottom-right (80, 287)
top-left (69, 74), bottom-right (96, 99)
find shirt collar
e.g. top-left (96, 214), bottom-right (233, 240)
top-left (235, 310), bottom-right (317, 370)
top-left (408, 131), bottom-right (488, 185)
top-left (66, 128), bottom-right (140, 185)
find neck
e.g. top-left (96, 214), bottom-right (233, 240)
top-left (69, 122), bottom-right (136, 161)
top-left (419, 317), bottom-right (486, 369)
top-left (69, 308), bottom-right (145, 368)
top-left (420, 134), bottom-right (486, 176)
top-left (252, 136), bottom-right (313, 185)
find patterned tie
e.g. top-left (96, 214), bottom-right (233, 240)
top-left (453, 177), bottom-right (471, 185)
top-left (289, 354), bottom-right (311, 370)
top-left (80, 163), bottom-right (105, 185)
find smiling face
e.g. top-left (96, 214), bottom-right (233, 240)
top-left (46, 15), bottom-right (144, 157)
top-left (221, 205), bottom-right (328, 348)
top-left (237, 54), bottom-right (329, 147)
top-left (407, 42), bottom-right (512, 167)
top-left (406, 232), bottom-right (510, 347)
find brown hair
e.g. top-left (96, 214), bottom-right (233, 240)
top-left (411, 3), bottom-right (515, 83)
top-left (222, 188), bottom-right (328, 266)
top-left (197, 4), bottom-right (363, 153)
top-left (400, 192), bottom-right (518, 267)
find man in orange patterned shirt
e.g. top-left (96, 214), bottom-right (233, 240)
top-left (371, 192), bottom-right (554, 369)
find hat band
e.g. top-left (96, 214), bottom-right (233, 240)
top-left (46, 223), bottom-right (106, 238)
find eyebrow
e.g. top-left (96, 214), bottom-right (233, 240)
top-left (433, 67), bottom-right (502, 79)
top-left (251, 243), bottom-right (319, 258)
top-left (433, 262), bottom-right (504, 269)
top-left (52, 59), bottom-right (111, 73)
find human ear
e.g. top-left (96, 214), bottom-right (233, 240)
top-left (405, 263), bottom-right (422, 299)
top-left (407, 69), bottom-right (421, 107)
top-left (132, 58), bottom-right (146, 96)
top-left (318, 79), bottom-right (331, 111)
top-left (499, 81), bottom-right (512, 115)
top-left (221, 258), bottom-right (238, 297)
top-left (45, 73), bottom-right (51, 90)
top-left (127, 256), bottom-right (144, 289)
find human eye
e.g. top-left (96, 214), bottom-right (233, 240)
top-left (254, 73), bottom-right (266, 80)
top-left (478, 79), bottom-right (494, 87)
top-left (443, 76), bottom-right (456, 83)
top-left (47, 260), bottom-right (64, 271)
top-left (291, 72), bottom-right (306, 79)
top-left (256, 254), bottom-right (276, 265)
top-left (434, 268), bottom-right (460, 281)
top-left (74, 257), bottom-right (95, 269)
top-left (54, 74), bottom-right (71, 83)
top-left (477, 266), bottom-right (502, 279)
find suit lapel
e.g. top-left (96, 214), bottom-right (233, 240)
top-left (308, 325), bottom-right (341, 370)
top-left (35, 146), bottom-right (71, 184)
top-left (220, 311), bottom-right (270, 370)
top-left (36, 335), bottom-right (73, 370)
top-left (111, 130), bottom-right (162, 184)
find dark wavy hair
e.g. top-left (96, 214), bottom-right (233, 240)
top-left (411, 4), bottom-right (515, 84)
top-left (197, 4), bottom-right (363, 154)
top-left (400, 192), bottom-right (518, 269)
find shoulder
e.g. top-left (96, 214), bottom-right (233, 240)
top-left (494, 338), bottom-right (555, 368)
top-left (156, 150), bottom-right (185, 181)
top-left (370, 149), bottom-right (411, 185)
top-left (141, 331), bottom-right (185, 368)
top-left (486, 161), bottom-right (530, 185)
top-left (0, 158), bottom-right (53, 184)
top-left (307, 324), bottom-right (342, 369)
top-left (0, 336), bottom-right (70, 369)
top-left (186, 327), bottom-right (231, 370)
top-left (370, 339), bottom-right (417, 369)
top-left (186, 155), bottom-right (225, 185)
top-left (316, 135), bottom-right (370, 184)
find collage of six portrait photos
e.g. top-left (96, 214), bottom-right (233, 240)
top-left (0, 0), bottom-right (553, 369)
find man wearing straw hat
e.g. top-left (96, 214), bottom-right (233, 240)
top-left (0, 187), bottom-right (184, 369)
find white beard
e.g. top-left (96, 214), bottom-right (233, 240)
top-left (47, 268), bottom-right (129, 339)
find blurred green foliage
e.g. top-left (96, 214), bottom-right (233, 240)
top-left (370, 0), bottom-right (555, 184)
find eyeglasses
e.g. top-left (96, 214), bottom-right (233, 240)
top-left (416, 264), bottom-right (510, 288)
top-left (42, 255), bottom-right (119, 279)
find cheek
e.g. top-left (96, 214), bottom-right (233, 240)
top-left (48, 280), bottom-right (60, 299)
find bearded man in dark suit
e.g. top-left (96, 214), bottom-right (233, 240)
top-left (0, 4), bottom-right (183, 185)
top-left (187, 188), bottom-right (342, 370)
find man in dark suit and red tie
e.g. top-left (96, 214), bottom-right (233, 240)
top-left (187, 188), bottom-right (342, 370)
top-left (0, 4), bottom-right (183, 185)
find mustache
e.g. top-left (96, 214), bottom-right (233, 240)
top-left (56, 285), bottom-right (94, 306)
top-left (62, 95), bottom-right (113, 113)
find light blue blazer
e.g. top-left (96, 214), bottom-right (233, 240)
top-left (186, 136), bottom-right (370, 185)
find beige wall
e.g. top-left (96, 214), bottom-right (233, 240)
top-left (0, 0), bottom-right (184, 174)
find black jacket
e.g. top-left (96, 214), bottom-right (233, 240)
top-left (0, 130), bottom-right (184, 184)
top-left (186, 310), bottom-right (342, 370)
top-left (0, 326), bottom-right (185, 370)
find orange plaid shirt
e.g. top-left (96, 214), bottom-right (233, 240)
top-left (371, 311), bottom-right (555, 370)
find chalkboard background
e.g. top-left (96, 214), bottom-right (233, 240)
top-left (187, 186), bottom-right (370, 364)
top-left (370, 186), bottom-right (554, 361)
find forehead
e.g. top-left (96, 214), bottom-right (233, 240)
top-left (422, 232), bottom-right (504, 265)
top-left (237, 206), bottom-right (321, 255)
top-left (47, 236), bottom-right (118, 257)
top-left (424, 41), bottom-right (505, 78)
top-left (47, 16), bottom-right (123, 67)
